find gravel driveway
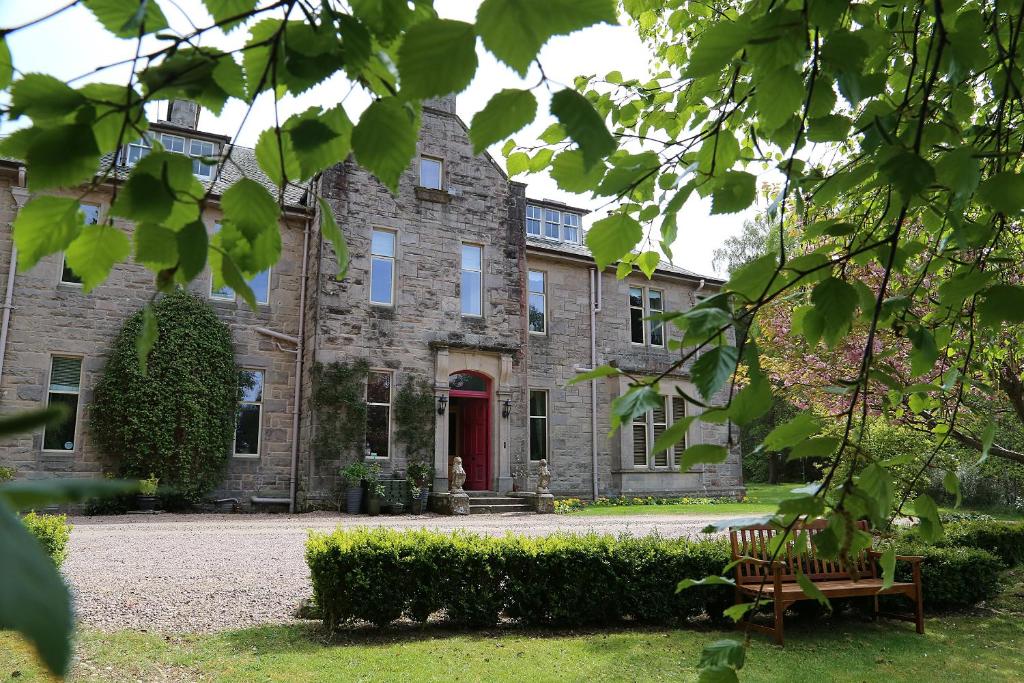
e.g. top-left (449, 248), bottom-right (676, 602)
top-left (63, 511), bottom-right (728, 632)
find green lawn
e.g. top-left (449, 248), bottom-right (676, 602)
top-left (3, 584), bottom-right (1022, 683)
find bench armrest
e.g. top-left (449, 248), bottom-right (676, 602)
top-left (867, 549), bottom-right (925, 563)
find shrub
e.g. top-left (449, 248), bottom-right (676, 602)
top-left (887, 542), bottom-right (1004, 610)
top-left (91, 290), bottom-right (240, 503)
top-left (21, 512), bottom-right (71, 568)
top-left (305, 529), bottom-right (732, 629)
top-left (0, 465), bottom-right (14, 482)
top-left (938, 520), bottom-right (1024, 567)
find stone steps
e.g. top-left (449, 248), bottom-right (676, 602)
top-left (467, 495), bottom-right (533, 514)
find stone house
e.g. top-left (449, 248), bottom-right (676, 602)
top-left (0, 97), bottom-right (743, 510)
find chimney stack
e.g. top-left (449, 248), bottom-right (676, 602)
top-left (423, 94), bottom-right (456, 114)
top-left (166, 99), bottom-right (201, 130)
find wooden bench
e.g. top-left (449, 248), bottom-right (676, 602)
top-left (729, 520), bottom-right (924, 645)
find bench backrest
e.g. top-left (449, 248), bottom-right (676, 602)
top-left (729, 519), bottom-right (873, 585)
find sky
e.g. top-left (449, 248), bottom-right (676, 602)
top-left (0, 1), bottom-right (756, 277)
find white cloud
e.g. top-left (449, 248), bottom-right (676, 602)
top-left (0, 0), bottom-right (751, 276)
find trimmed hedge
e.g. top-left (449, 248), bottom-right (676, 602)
top-left (938, 520), bottom-right (1024, 567)
top-left (22, 512), bottom-right (71, 568)
top-left (890, 542), bottom-right (1004, 610)
top-left (305, 529), bottom-right (731, 629)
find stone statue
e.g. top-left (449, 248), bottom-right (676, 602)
top-left (450, 456), bottom-right (466, 493)
top-left (536, 458), bottom-right (551, 494)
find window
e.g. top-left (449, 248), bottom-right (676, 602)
top-left (234, 370), bottom-right (263, 456)
top-left (461, 243), bottom-right (483, 316)
top-left (420, 157), bottom-right (442, 189)
top-left (125, 136), bottom-right (150, 165)
top-left (529, 390), bottom-right (547, 461)
top-left (61, 204), bottom-right (100, 285)
top-left (629, 286), bottom-right (664, 347)
top-left (44, 356), bottom-right (81, 451)
top-left (544, 209), bottom-right (560, 239)
top-left (528, 270), bottom-right (546, 334)
top-left (526, 205), bottom-right (542, 236)
top-left (562, 212), bottom-right (580, 242)
top-left (633, 395), bottom-right (671, 468)
top-left (190, 139), bottom-right (216, 178)
top-left (366, 371), bottom-right (392, 458)
top-left (159, 133), bottom-right (185, 153)
top-left (208, 225), bottom-right (270, 304)
top-left (370, 228), bottom-right (396, 305)
top-left (671, 395), bottom-right (688, 467)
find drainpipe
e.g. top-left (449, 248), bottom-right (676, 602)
top-left (253, 213), bottom-right (310, 514)
top-left (588, 267), bottom-right (603, 500)
top-left (693, 278), bottom-right (707, 490)
top-left (0, 167), bottom-right (27, 390)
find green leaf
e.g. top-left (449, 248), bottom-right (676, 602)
top-left (585, 213), bottom-right (642, 270)
top-left (691, 346), bottom-right (739, 399)
top-left (568, 365), bottom-right (622, 385)
top-left (977, 172), bottom-right (1024, 214)
top-left (475, 0), bottom-right (617, 76)
top-left (979, 420), bottom-right (997, 465)
top-left (286, 106), bottom-right (353, 182)
top-left (710, 171), bottom-right (756, 214)
top-left (811, 277), bottom-right (858, 347)
top-left (698, 665), bottom-right (740, 683)
top-left (676, 575), bottom-right (735, 592)
top-left (788, 436), bottom-right (839, 460)
top-left (352, 97), bottom-right (419, 193)
top-left (702, 515), bottom-right (776, 533)
top-left (64, 225), bottom-right (131, 292)
top-left (880, 151), bottom-right (934, 198)
top-left (806, 114), bottom-right (852, 142)
top-left (778, 495), bottom-right (825, 518)
top-left (937, 269), bottom-right (992, 308)
top-left (879, 547), bottom-right (896, 590)
top-left (699, 639), bottom-right (746, 670)
top-left (0, 406), bottom-right (67, 438)
top-left (550, 89), bottom-right (615, 169)
top-left (686, 19), bottom-right (749, 77)
top-left (397, 19), bottom-right (477, 99)
top-left (0, 479), bottom-right (138, 511)
top-left (222, 178), bottom-right (280, 234)
top-left (907, 326), bottom-right (938, 377)
top-left (726, 253), bottom-right (782, 302)
top-left (8, 74), bottom-right (86, 120)
top-left (84, 0), bottom-right (168, 37)
top-left (722, 601), bottom-right (757, 622)
top-left (653, 415), bottom-right (696, 454)
top-left (753, 67), bottom-right (804, 131)
top-left (764, 413), bottom-right (820, 451)
top-left (3, 123), bottom-right (102, 191)
top-left (0, 38), bottom-right (11, 91)
top-left (943, 470), bottom-right (962, 508)
top-left (911, 494), bottom-right (942, 542)
top-left (136, 305), bottom-right (158, 375)
top-left (202, 0), bottom-right (257, 32)
top-left (550, 150), bottom-right (606, 192)
top-left (318, 198), bottom-right (348, 279)
top-left (609, 385), bottom-right (662, 432)
top-left (796, 569), bottom-right (830, 608)
top-left (678, 443), bottom-right (728, 471)
top-left (977, 284), bottom-right (1024, 327)
top-left (176, 220), bottom-right (209, 282)
top-left (134, 223), bottom-right (179, 270)
top-left (216, 252), bottom-right (256, 309)
top-left (728, 379), bottom-right (771, 426)
top-left (935, 147), bottom-right (980, 199)
top-left (470, 89), bottom-right (538, 154)
top-left (11, 196), bottom-right (81, 271)
top-left (0, 504), bottom-right (73, 676)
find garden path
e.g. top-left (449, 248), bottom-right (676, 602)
top-left (64, 511), bottom-right (728, 632)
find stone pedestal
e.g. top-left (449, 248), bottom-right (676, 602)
top-left (535, 493), bottom-right (554, 514)
top-left (428, 491), bottom-right (470, 515)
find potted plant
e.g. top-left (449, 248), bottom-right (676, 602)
top-left (137, 473), bottom-right (159, 511)
top-left (409, 485), bottom-right (424, 514)
top-left (407, 460), bottom-right (433, 511)
top-left (339, 461), bottom-right (369, 514)
top-left (366, 481), bottom-right (385, 516)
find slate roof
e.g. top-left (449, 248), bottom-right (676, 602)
top-left (524, 234), bottom-right (721, 284)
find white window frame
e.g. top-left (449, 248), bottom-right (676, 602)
top-left (233, 369), bottom-right (264, 458)
top-left (189, 138), bottom-right (217, 179)
top-left (159, 133), bottom-right (186, 154)
top-left (562, 212), bottom-right (580, 243)
top-left (460, 242), bottom-right (484, 317)
top-left (529, 389), bottom-right (548, 461)
top-left (528, 269), bottom-right (546, 335)
top-left (543, 208), bottom-right (561, 240)
top-left (670, 395), bottom-right (689, 469)
top-left (629, 286), bottom-right (646, 345)
top-left (207, 224), bottom-right (270, 304)
top-left (60, 203), bottom-right (102, 287)
top-left (124, 135), bottom-right (151, 165)
top-left (43, 355), bottom-right (82, 453)
top-left (629, 285), bottom-right (665, 347)
top-left (366, 369), bottom-right (393, 459)
top-left (369, 228), bottom-right (397, 307)
top-left (419, 156), bottom-right (443, 190)
top-left (526, 205), bottom-right (543, 237)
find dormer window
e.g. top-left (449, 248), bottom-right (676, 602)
top-left (190, 139), bottom-right (216, 178)
top-left (125, 137), bottom-right (150, 165)
top-left (526, 204), bottom-right (582, 244)
top-left (159, 133), bottom-right (185, 153)
top-left (123, 132), bottom-right (218, 179)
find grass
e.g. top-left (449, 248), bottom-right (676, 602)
top-left (3, 572), bottom-right (1022, 682)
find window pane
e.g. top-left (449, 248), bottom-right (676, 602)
top-left (529, 417), bottom-right (546, 461)
top-left (370, 257), bottom-right (393, 304)
top-left (632, 424), bottom-right (647, 466)
top-left (43, 393), bottom-right (78, 450)
top-left (527, 270), bottom-right (544, 293)
top-left (529, 390), bottom-right (546, 417)
top-left (240, 370), bottom-right (263, 403)
top-left (461, 244), bottom-right (481, 271)
top-left (449, 373), bottom-right (487, 391)
top-left (192, 159), bottom-right (215, 177)
top-left (562, 213), bottom-right (580, 242)
top-left (653, 424), bottom-right (668, 466)
top-left (648, 289), bottom-right (663, 311)
top-left (544, 209), bottom-right (560, 238)
top-left (160, 134), bottom-right (185, 153)
top-left (371, 229), bottom-right (395, 257)
top-left (629, 287), bottom-right (644, 308)
top-left (461, 270), bottom-right (482, 315)
top-left (234, 403), bottom-right (261, 455)
top-left (50, 357), bottom-right (81, 392)
top-left (420, 158), bottom-right (442, 189)
top-left (248, 270), bottom-right (270, 304)
top-left (631, 307), bottom-right (644, 343)
top-left (562, 224), bottom-right (578, 242)
top-left (526, 206), bottom-right (542, 235)
top-left (190, 139), bottom-right (214, 157)
top-left (366, 371), bottom-right (391, 404)
top-left (366, 405), bottom-right (390, 458)
top-left (529, 293), bottom-right (545, 333)
top-left (211, 284), bottom-right (235, 300)
top-left (80, 204), bottom-right (100, 225)
top-left (650, 320), bottom-right (664, 346)
top-left (652, 397), bottom-right (666, 424)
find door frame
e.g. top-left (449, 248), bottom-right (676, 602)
top-left (449, 371), bottom-right (491, 490)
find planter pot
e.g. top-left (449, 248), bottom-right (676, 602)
top-left (388, 503), bottom-right (404, 515)
top-left (366, 497), bottom-right (381, 516)
top-left (344, 486), bottom-right (363, 514)
top-left (136, 495), bottom-right (157, 512)
top-left (410, 499), bottom-right (424, 515)
top-left (419, 488), bottom-right (429, 508)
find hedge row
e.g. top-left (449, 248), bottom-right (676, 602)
top-left (305, 529), bottom-right (732, 628)
top-left (22, 512), bottom-right (71, 568)
top-left (890, 543), bottom-right (1004, 609)
top-left (937, 520), bottom-right (1024, 567)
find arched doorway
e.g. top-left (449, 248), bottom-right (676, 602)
top-left (448, 370), bottom-right (491, 490)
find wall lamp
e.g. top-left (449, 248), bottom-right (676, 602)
top-left (502, 399), bottom-right (512, 419)
top-left (437, 395), bottom-right (448, 416)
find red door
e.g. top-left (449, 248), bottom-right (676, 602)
top-left (461, 398), bottom-right (489, 490)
